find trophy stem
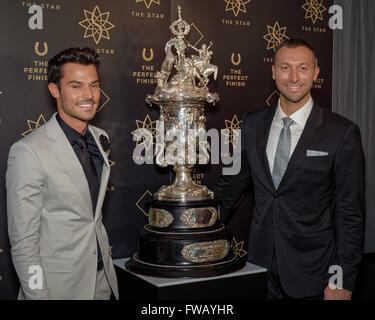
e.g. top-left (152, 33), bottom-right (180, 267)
top-left (154, 164), bottom-right (214, 202)
top-left (171, 164), bottom-right (195, 188)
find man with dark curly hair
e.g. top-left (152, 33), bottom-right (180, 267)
top-left (6, 47), bottom-right (118, 300)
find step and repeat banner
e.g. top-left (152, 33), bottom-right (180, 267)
top-left (0, 0), bottom-right (333, 299)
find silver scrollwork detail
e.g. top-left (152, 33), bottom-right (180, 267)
top-left (181, 240), bottom-right (230, 263)
top-left (148, 208), bottom-right (174, 228)
top-left (180, 207), bottom-right (218, 228)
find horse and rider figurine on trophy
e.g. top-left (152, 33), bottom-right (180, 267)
top-left (150, 5), bottom-right (219, 104)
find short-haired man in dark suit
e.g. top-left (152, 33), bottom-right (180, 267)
top-left (215, 39), bottom-right (365, 300)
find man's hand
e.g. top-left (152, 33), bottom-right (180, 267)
top-left (324, 285), bottom-right (352, 300)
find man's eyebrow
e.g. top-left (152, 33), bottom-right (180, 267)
top-left (66, 80), bottom-right (100, 85)
top-left (277, 61), bottom-right (311, 65)
top-left (66, 80), bottom-right (82, 85)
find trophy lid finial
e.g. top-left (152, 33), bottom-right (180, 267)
top-left (170, 5), bottom-right (190, 38)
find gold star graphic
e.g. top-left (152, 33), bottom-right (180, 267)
top-left (136, 0), bottom-right (160, 9)
top-left (22, 114), bottom-right (46, 136)
top-left (263, 21), bottom-right (289, 52)
top-left (79, 5), bottom-right (115, 45)
top-left (131, 115), bottom-right (158, 151)
top-left (224, 0), bottom-right (251, 17)
top-left (302, 0), bottom-right (327, 24)
top-left (222, 115), bottom-right (242, 147)
top-left (232, 237), bottom-right (247, 258)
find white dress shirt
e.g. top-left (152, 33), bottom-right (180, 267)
top-left (266, 96), bottom-right (313, 173)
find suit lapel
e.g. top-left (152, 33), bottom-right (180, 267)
top-left (277, 103), bottom-right (323, 189)
top-left (88, 125), bottom-right (110, 219)
top-left (46, 115), bottom-right (93, 213)
top-left (256, 106), bottom-right (277, 192)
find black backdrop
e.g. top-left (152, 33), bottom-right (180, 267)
top-left (0, 0), bottom-right (333, 299)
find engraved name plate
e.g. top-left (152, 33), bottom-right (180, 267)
top-left (180, 207), bottom-right (218, 228)
top-left (181, 240), bottom-right (230, 263)
top-left (148, 208), bottom-right (174, 228)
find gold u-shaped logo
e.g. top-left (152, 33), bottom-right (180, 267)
top-left (35, 42), bottom-right (48, 56)
top-left (142, 48), bottom-right (154, 62)
top-left (231, 53), bottom-right (241, 66)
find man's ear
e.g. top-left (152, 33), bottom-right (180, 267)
top-left (272, 65), bottom-right (276, 80)
top-left (48, 82), bottom-right (60, 99)
top-left (313, 65), bottom-right (320, 81)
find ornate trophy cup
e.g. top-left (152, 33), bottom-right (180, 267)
top-left (126, 6), bottom-right (245, 277)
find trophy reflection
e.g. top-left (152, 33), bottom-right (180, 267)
top-left (126, 6), bottom-right (244, 277)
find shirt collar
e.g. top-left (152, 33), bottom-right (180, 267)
top-left (275, 96), bottom-right (313, 128)
top-left (56, 113), bottom-right (89, 144)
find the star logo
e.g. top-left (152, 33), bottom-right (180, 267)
top-left (224, 0), bottom-right (251, 17)
top-left (263, 21), bottom-right (289, 52)
top-left (222, 115), bottom-right (242, 148)
top-left (232, 237), bottom-right (247, 258)
top-left (22, 114), bottom-right (46, 136)
top-left (302, 0), bottom-right (327, 24)
top-left (136, 0), bottom-right (160, 9)
top-left (79, 5), bottom-right (115, 45)
top-left (131, 115), bottom-right (158, 151)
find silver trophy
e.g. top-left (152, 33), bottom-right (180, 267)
top-left (147, 5), bottom-right (219, 202)
top-left (126, 6), bottom-right (244, 277)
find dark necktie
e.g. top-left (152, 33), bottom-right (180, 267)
top-left (272, 117), bottom-right (294, 189)
top-left (75, 135), bottom-right (99, 213)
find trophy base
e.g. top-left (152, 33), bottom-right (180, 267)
top-left (126, 199), bottom-right (245, 278)
top-left (126, 253), bottom-right (245, 278)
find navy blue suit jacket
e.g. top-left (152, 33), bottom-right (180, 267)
top-left (215, 103), bottom-right (365, 298)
